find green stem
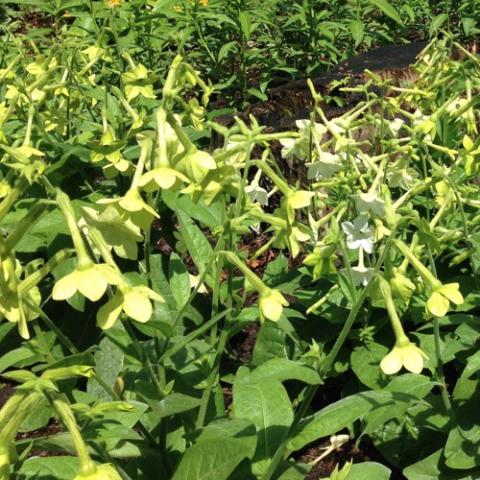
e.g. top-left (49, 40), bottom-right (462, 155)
top-left (195, 327), bottom-right (229, 429)
top-left (433, 316), bottom-right (454, 417)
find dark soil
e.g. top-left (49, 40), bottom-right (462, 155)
top-left (15, 10), bottom-right (55, 34)
top-left (301, 436), bottom-right (405, 479)
top-left (211, 42), bottom-right (428, 138)
top-left (0, 382), bottom-right (15, 408)
top-left (229, 321), bottom-right (260, 363)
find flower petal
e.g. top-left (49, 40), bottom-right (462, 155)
top-left (426, 291), bottom-right (449, 317)
top-left (289, 190), bottom-right (314, 209)
top-left (77, 268), bottom-right (108, 302)
top-left (259, 289), bottom-right (288, 322)
top-left (97, 292), bottom-right (123, 329)
top-left (52, 272), bottom-right (78, 300)
top-left (402, 345), bottom-right (425, 374)
top-left (123, 290), bottom-right (152, 323)
top-left (439, 283), bottom-right (464, 305)
top-left (96, 264), bottom-right (123, 285)
top-left (380, 347), bottom-right (402, 375)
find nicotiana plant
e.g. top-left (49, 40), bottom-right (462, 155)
top-left (0, 28), bottom-right (480, 480)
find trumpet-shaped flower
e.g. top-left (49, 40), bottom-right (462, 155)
top-left (74, 463), bottom-right (122, 480)
top-left (139, 167), bottom-right (189, 191)
top-left (52, 260), bottom-right (123, 302)
top-left (259, 288), bottom-right (289, 322)
top-left (0, 287), bottom-right (41, 339)
top-left (245, 183), bottom-right (269, 206)
top-left (98, 188), bottom-right (159, 231)
top-left (380, 341), bottom-right (428, 375)
top-left (356, 191), bottom-right (385, 217)
top-left (122, 64), bottom-right (155, 101)
top-left (426, 282), bottom-right (464, 317)
top-left (307, 151), bottom-right (342, 180)
top-left (350, 264), bottom-right (374, 287)
top-left (90, 128), bottom-right (129, 174)
top-left (341, 215), bottom-right (374, 253)
top-left (82, 206), bottom-right (144, 260)
top-left (97, 284), bottom-right (164, 329)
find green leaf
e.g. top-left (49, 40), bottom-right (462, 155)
top-left (176, 210), bottom-right (213, 277)
top-left (233, 379), bottom-right (293, 475)
top-left (403, 449), bottom-right (480, 479)
top-left (346, 462), bottom-right (391, 479)
top-left (239, 11), bottom-right (252, 40)
top-left (238, 358), bottom-right (320, 386)
top-left (171, 437), bottom-right (253, 480)
top-left (251, 321), bottom-right (288, 365)
top-left (444, 387), bottom-right (480, 469)
top-left (277, 461), bottom-right (312, 480)
top-left (19, 397), bottom-right (52, 433)
top-left (362, 374), bottom-right (435, 436)
top-left (0, 347), bottom-right (37, 374)
top-left (195, 418), bottom-right (257, 458)
top-left (162, 190), bottom-right (224, 230)
top-left (87, 337), bottom-right (124, 400)
top-left (350, 19), bottom-right (364, 46)
top-left (429, 13), bottom-right (448, 36)
top-left (288, 391), bottom-right (405, 452)
top-left (460, 350), bottom-right (480, 380)
top-left (368, 0), bottom-right (403, 24)
top-left (17, 456), bottom-right (79, 480)
top-left (217, 41), bottom-right (238, 62)
top-left (137, 390), bottom-right (202, 419)
top-left (169, 253), bottom-right (191, 309)
top-left (351, 343), bottom-right (389, 389)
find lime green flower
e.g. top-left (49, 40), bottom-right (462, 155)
top-left (426, 282), bottom-right (464, 317)
top-left (177, 149), bottom-right (217, 183)
top-left (380, 340), bottom-right (428, 375)
top-left (284, 190), bottom-right (314, 223)
top-left (97, 284), bottom-right (164, 329)
top-left (122, 64), bottom-right (155, 101)
top-left (378, 275), bottom-right (428, 375)
top-left (52, 258), bottom-right (122, 302)
top-left (89, 127), bottom-right (129, 174)
top-left (139, 166), bottom-right (189, 191)
top-left (259, 288), bottom-right (289, 322)
top-left (98, 188), bottom-right (159, 231)
top-left (303, 244), bottom-right (337, 280)
top-left (82, 205), bottom-right (143, 260)
top-left (389, 268), bottom-right (415, 305)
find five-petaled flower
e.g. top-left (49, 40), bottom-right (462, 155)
top-left (53, 259), bottom-right (123, 302)
top-left (259, 288), bottom-right (289, 322)
top-left (426, 282), bottom-right (464, 317)
top-left (97, 284), bottom-right (164, 329)
top-left (341, 215), bottom-right (374, 253)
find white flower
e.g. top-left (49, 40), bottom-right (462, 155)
top-left (356, 191), bottom-right (385, 216)
top-left (387, 167), bottom-right (417, 190)
top-left (389, 118), bottom-right (405, 136)
top-left (245, 183), bottom-right (269, 206)
top-left (307, 151), bottom-right (342, 180)
top-left (341, 215), bottom-right (374, 253)
top-left (351, 264), bottom-right (374, 286)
